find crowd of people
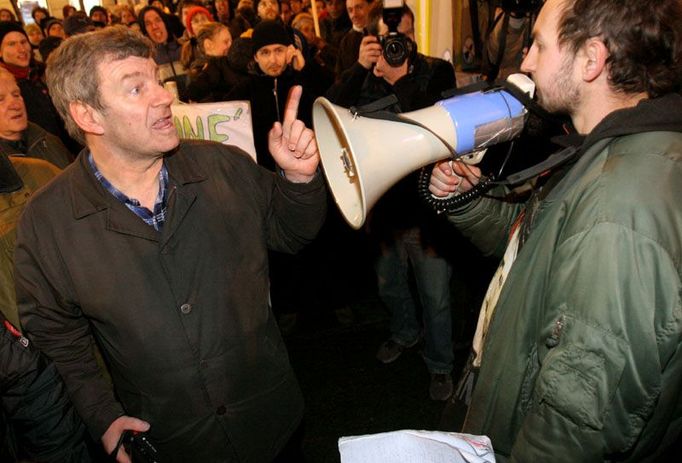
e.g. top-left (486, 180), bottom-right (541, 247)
top-left (0, 0), bottom-right (680, 462)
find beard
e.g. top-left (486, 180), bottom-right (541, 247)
top-left (536, 53), bottom-right (582, 116)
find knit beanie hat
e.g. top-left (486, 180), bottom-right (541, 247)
top-left (185, 6), bottom-right (214, 36)
top-left (89, 6), bottom-right (108, 19)
top-left (43, 18), bottom-right (63, 36)
top-left (0, 22), bottom-right (28, 48)
top-left (251, 20), bottom-right (291, 54)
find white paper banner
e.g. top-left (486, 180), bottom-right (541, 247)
top-left (172, 101), bottom-right (257, 162)
top-left (339, 430), bottom-right (496, 463)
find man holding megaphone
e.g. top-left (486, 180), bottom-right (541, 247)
top-left (427, 0), bottom-right (682, 460)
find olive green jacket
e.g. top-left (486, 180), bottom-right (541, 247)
top-left (1, 156), bottom-right (60, 327)
top-left (449, 94), bottom-right (682, 462)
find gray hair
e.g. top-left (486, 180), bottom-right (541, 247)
top-left (46, 26), bottom-right (155, 145)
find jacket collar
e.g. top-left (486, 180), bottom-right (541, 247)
top-left (553, 93), bottom-right (682, 154)
top-left (69, 143), bottom-right (207, 221)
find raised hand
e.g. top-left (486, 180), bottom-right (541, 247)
top-left (268, 85), bottom-right (319, 183)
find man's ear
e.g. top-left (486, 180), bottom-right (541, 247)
top-left (582, 38), bottom-right (608, 83)
top-left (69, 101), bottom-right (105, 136)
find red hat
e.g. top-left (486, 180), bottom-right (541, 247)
top-left (185, 6), bottom-right (213, 36)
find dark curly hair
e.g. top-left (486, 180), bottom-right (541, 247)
top-left (559, 0), bottom-right (682, 98)
top-left (556, 0), bottom-right (681, 98)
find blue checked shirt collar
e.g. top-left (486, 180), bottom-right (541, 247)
top-left (87, 152), bottom-right (169, 231)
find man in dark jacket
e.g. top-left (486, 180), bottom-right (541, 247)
top-left (429, 0), bottom-right (682, 460)
top-left (334, 0), bottom-right (373, 77)
top-left (227, 19), bottom-right (315, 171)
top-left (15, 26), bottom-right (325, 463)
top-left (0, 69), bottom-right (73, 168)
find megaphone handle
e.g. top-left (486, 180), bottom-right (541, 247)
top-left (418, 166), bottom-right (496, 214)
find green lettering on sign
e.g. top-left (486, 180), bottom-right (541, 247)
top-left (207, 114), bottom-right (230, 143)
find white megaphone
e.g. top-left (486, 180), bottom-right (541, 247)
top-left (313, 73), bottom-right (535, 229)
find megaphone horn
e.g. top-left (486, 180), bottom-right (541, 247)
top-left (313, 73), bottom-right (535, 229)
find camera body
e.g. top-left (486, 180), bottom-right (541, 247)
top-left (379, 0), bottom-right (415, 67)
top-left (122, 430), bottom-right (161, 463)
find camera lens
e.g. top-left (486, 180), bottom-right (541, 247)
top-left (382, 36), bottom-right (408, 67)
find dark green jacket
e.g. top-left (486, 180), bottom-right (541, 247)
top-left (450, 94), bottom-right (682, 461)
top-left (15, 141), bottom-right (326, 462)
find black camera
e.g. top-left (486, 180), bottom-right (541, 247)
top-left (111, 430), bottom-right (161, 463)
top-left (379, 0), bottom-right (415, 67)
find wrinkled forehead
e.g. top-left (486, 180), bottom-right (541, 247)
top-left (96, 55), bottom-right (158, 84)
top-left (0, 70), bottom-right (18, 88)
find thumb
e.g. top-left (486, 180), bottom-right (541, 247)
top-left (269, 121), bottom-right (283, 145)
top-left (125, 417), bottom-right (151, 432)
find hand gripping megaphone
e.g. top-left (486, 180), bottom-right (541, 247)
top-left (312, 73), bottom-right (535, 229)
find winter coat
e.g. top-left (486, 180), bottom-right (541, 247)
top-left (1, 156), bottom-right (60, 328)
top-left (227, 66), bottom-right (316, 172)
top-left (0, 314), bottom-right (90, 462)
top-left (449, 93), bottom-right (682, 461)
top-left (334, 28), bottom-right (363, 77)
top-left (186, 56), bottom-right (248, 103)
top-left (0, 122), bottom-right (74, 169)
top-left (15, 141), bottom-right (327, 462)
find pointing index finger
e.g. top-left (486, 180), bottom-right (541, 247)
top-left (283, 85), bottom-right (302, 127)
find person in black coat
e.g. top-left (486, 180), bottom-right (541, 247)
top-left (226, 20), bottom-right (315, 171)
top-left (0, 312), bottom-right (91, 462)
top-left (326, 4), bottom-right (460, 401)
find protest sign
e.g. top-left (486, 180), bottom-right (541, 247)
top-left (172, 101), bottom-right (257, 162)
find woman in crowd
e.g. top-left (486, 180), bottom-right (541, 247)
top-left (0, 8), bottom-right (15, 22)
top-left (31, 6), bottom-right (49, 27)
top-left (23, 24), bottom-right (43, 62)
top-left (62, 4), bottom-right (77, 19)
top-left (185, 5), bottom-right (214, 38)
top-left (186, 22), bottom-right (247, 102)
top-left (43, 19), bottom-right (65, 39)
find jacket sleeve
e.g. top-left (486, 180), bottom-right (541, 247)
top-left (14, 207), bottom-right (125, 442)
top-left (1, 317), bottom-right (91, 462)
top-left (263, 168), bottom-right (327, 255)
top-left (508, 222), bottom-right (681, 461)
top-left (444, 186), bottom-right (524, 258)
top-left (325, 62), bottom-right (371, 107)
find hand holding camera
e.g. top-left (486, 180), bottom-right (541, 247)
top-left (358, 35), bottom-right (383, 69)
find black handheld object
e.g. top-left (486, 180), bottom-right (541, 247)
top-left (110, 430), bottom-right (161, 463)
top-left (379, 0), bottom-right (415, 66)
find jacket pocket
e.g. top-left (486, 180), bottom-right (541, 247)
top-left (533, 312), bottom-right (627, 430)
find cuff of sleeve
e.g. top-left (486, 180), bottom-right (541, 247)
top-left (87, 402), bottom-right (126, 442)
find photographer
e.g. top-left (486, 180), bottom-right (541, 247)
top-left (327, 3), bottom-right (459, 401)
